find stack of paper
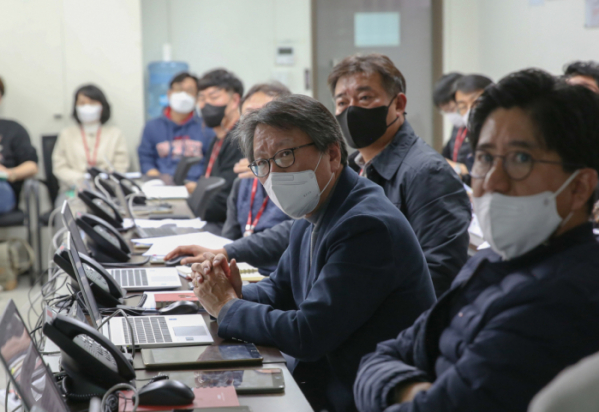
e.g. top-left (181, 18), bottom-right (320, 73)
top-left (143, 185), bottom-right (189, 199)
top-left (124, 218), bottom-right (206, 230)
top-left (133, 232), bottom-right (233, 257)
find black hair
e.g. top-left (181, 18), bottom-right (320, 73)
top-left (328, 53), bottom-right (406, 98)
top-left (72, 84), bottom-right (111, 124)
top-left (433, 72), bottom-right (463, 107)
top-left (469, 69), bottom-right (599, 213)
top-left (236, 94), bottom-right (348, 166)
top-left (169, 72), bottom-right (200, 92)
top-left (0, 76), bottom-right (4, 97)
top-left (198, 69), bottom-right (244, 98)
top-left (453, 74), bottom-right (494, 97)
top-left (240, 82), bottom-right (291, 111)
top-left (564, 61), bottom-right (599, 89)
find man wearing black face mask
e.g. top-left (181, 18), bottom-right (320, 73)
top-left (169, 55), bottom-right (471, 298)
top-left (330, 54), bottom-right (471, 297)
top-left (192, 69), bottom-right (245, 230)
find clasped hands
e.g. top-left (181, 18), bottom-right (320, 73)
top-left (190, 253), bottom-right (243, 318)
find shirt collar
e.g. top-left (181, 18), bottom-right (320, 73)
top-left (368, 120), bottom-right (419, 181)
top-left (164, 107), bottom-right (194, 125)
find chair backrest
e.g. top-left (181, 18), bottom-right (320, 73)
top-left (41, 135), bottom-right (60, 205)
top-left (187, 176), bottom-right (226, 219)
top-left (173, 156), bottom-right (203, 186)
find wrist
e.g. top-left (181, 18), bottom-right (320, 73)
top-left (7, 169), bottom-right (17, 182)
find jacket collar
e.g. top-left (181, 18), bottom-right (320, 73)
top-left (311, 166), bottom-right (358, 231)
top-left (369, 120), bottom-right (419, 181)
top-left (163, 107), bottom-right (194, 125)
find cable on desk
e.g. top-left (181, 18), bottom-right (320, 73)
top-left (98, 309), bottom-right (136, 361)
top-left (100, 383), bottom-right (138, 412)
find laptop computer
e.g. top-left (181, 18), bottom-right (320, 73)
top-left (0, 300), bottom-right (69, 412)
top-left (113, 180), bottom-right (197, 239)
top-left (61, 201), bottom-right (182, 291)
top-left (64, 236), bottom-right (213, 348)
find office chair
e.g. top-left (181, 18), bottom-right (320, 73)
top-left (173, 156), bottom-right (202, 186)
top-left (0, 178), bottom-right (37, 285)
top-left (31, 135), bottom-right (60, 283)
top-left (187, 176), bottom-right (226, 220)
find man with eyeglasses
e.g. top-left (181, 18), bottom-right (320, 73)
top-left (353, 69), bottom-right (599, 412)
top-left (190, 95), bottom-right (435, 412)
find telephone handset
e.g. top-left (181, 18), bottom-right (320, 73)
top-left (112, 172), bottom-right (143, 196)
top-left (88, 167), bottom-right (117, 198)
top-left (78, 189), bottom-right (124, 229)
top-left (76, 213), bottom-right (131, 263)
top-left (43, 314), bottom-right (136, 394)
top-left (53, 244), bottom-right (125, 307)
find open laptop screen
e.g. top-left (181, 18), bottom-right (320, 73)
top-left (0, 300), bottom-right (69, 412)
top-left (60, 200), bottom-right (89, 255)
top-left (65, 235), bottom-right (102, 330)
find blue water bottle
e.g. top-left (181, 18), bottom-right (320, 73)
top-left (146, 45), bottom-right (189, 119)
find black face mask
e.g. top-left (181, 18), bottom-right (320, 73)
top-left (336, 96), bottom-right (398, 149)
top-left (201, 103), bottom-right (227, 128)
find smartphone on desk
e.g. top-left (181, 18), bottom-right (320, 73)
top-left (164, 368), bottom-right (285, 394)
top-left (142, 343), bottom-right (263, 369)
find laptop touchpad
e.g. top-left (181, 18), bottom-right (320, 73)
top-left (173, 326), bottom-right (208, 336)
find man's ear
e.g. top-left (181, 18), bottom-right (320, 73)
top-left (571, 168), bottom-right (599, 212)
top-left (328, 142), bottom-right (342, 172)
top-left (231, 93), bottom-right (241, 109)
top-left (394, 93), bottom-right (407, 115)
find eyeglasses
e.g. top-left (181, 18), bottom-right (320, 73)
top-left (471, 150), bottom-right (582, 181)
top-left (249, 143), bottom-right (316, 178)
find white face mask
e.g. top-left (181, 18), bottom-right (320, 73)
top-left (169, 92), bottom-right (196, 114)
top-left (263, 153), bottom-right (334, 219)
top-left (76, 104), bottom-right (102, 124)
top-left (445, 111), bottom-right (466, 128)
top-left (472, 170), bottom-right (580, 260)
top-left (461, 109), bottom-right (471, 129)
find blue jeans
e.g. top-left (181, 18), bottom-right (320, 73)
top-left (0, 181), bottom-right (16, 214)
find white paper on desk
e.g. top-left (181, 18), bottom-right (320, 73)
top-left (143, 185), bottom-right (189, 199)
top-left (140, 232), bottom-right (233, 256)
top-left (124, 218), bottom-right (206, 230)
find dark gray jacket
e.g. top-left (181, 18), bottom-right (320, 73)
top-left (225, 121), bottom-right (471, 297)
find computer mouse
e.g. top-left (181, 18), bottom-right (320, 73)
top-left (165, 254), bottom-right (194, 267)
top-left (137, 379), bottom-right (195, 406)
top-left (159, 300), bottom-right (199, 315)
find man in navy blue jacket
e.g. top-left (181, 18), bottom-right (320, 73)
top-left (191, 95), bottom-right (436, 412)
top-left (138, 72), bottom-right (215, 181)
top-left (353, 70), bottom-right (599, 412)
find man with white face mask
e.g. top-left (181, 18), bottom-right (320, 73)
top-left (353, 69), bottom-right (599, 412)
top-left (138, 72), bottom-right (215, 182)
top-left (191, 95), bottom-right (435, 412)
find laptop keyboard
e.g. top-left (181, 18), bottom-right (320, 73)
top-left (73, 334), bottom-right (118, 372)
top-left (111, 269), bottom-right (148, 287)
top-left (121, 317), bottom-right (172, 345)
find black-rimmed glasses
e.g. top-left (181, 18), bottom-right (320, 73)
top-left (249, 143), bottom-right (316, 177)
top-left (471, 149), bottom-right (582, 181)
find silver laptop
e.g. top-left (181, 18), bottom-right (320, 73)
top-left (113, 180), bottom-right (196, 239)
top-left (0, 300), bottom-right (69, 412)
top-left (65, 236), bottom-right (213, 348)
top-left (61, 201), bottom-right (182, 291)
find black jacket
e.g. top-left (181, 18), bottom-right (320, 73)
top-left (354, 223), bottom-right (599, 412)
top-left (202, 127), bottom-right (244, 224)
top-left (226, 121), bottom-right (471, 297)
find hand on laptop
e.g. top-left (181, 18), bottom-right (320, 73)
top-left (165, 245), bottom-right (229, 273)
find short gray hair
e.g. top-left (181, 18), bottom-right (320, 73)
top-left (235, 94), bottom-right (349, 165)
